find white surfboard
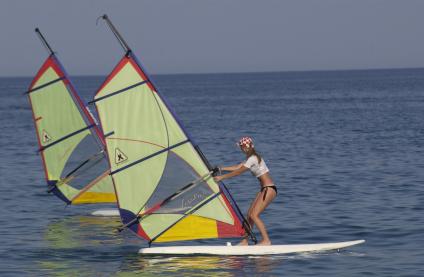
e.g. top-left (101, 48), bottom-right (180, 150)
top-left (91, 209), bottom-right (120, 217)
top-left (139, 239), bottom-right (365, 255)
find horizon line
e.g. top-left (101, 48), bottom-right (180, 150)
top-left (2, 65), bottom-right (424, 79)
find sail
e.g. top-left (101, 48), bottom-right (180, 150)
top-left (93, 53), bottom-right (245, 243)
top-left (27, 54), bottom-right (116, 204)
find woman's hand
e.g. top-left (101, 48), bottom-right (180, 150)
top-left (213, 164), bottom-right (247, 183)
top-left (214, 176), bottom-right (223, 182)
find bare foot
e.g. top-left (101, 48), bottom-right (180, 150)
top-left (237, 238), bottom-right (248, 246)
top-left (256, 240), bottom-right (271, 246)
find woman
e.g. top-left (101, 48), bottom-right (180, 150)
top-left (213, 137), bottom-right (277, 245)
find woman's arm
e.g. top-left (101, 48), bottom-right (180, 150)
top-left (214, 165), bottom-right (249, 182)
top-left (220, 163), bottom-right (243, 172)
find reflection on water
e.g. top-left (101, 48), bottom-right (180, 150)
top-left (245, 256), bottom-right (282, 274)
top-left (120, 255), bottom-right (238, 276)
top-left (118, 254), bottom-right (282, 277)
top-left (37, 215), bottom-right (283, 276)
top-left (44, 216), bottom-right (122, 249)
top-left (38, 216), bottom-right (124, 276)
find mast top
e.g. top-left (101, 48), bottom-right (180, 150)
top-left (100, 14), bottom-right (132, 55)
top-left (35, 28), bottom-right (55, 56)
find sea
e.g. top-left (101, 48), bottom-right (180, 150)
top-left (1, 68), bottom-right (423, 276)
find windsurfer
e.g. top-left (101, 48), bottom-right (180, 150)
top-left (213, 137), bottom-right (277, 246)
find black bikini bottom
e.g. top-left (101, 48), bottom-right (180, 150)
top-left (260, 185), bottom-right (277, 200)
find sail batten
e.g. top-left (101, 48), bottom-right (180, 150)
top-left (39, 124), bottom-right (96, 152)
top-left (26, 77), bottom-right (66, 94)
top-left (90, 80), bottom-right (149, 104)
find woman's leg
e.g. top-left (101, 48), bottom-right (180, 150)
top-left (237, 192), bottom-right (262, 245)
top-left (247, 192), bottom-right (262, 227)
top-left (250, 188), bottom-right (277, 245)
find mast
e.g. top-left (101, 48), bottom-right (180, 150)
top-left (101, 14), bottom-right (131, 54)
top-left (35, 28), bottom-right (55, 56)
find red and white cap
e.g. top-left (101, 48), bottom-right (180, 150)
top-left (238, 136), bottom-right (254, 149)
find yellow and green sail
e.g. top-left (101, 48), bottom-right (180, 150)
top-left (93, 53), bottom-right (245, 243)
top-left (27, 54), bottom-right (116, 204)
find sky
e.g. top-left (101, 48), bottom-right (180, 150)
top-left (1, 0), bottom-right (424, 76)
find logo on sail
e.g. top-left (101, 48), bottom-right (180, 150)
top-left (115, 148), bottom-right (128, 164)
top-left (41, 129), bottom-right (52, 143)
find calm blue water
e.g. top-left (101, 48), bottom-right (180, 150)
top-left (1, 68), bottom-right (424, 276)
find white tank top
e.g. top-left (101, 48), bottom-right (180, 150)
top-left (243, 155), bottom-right (269, 177)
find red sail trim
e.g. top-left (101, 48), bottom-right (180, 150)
top-left (217, 193), bottom-right (245, 238)
top-left (217, 221), bottom-right (245, 238)
top-left (95, 55), bottom-right (154, 93)
top-left (95, 56), bottom-right (133, 97)
top-left (29, 56), bottom-right (66, 89)
top-left (136, 225), bottom-right (150, 240)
